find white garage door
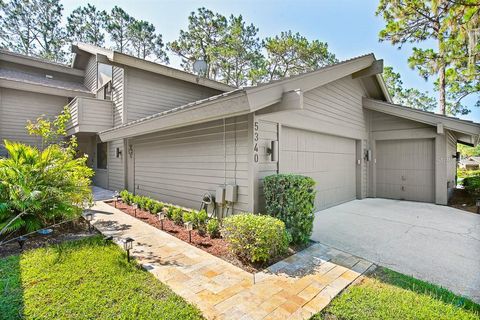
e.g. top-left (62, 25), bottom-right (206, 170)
top-left (280, 127), bottom-right (357, 210)
top-left (376, 139), bottom-right (435, 203)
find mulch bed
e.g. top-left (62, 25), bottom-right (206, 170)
top-left (106, 200), bottom-right (309, 273)
top-left (0, 219), bottom-right (95, 259)
top-left (449, 188), bottom-right (479, 214)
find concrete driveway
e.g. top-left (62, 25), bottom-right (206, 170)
top-left (311, 198), bottom-right (480, 302)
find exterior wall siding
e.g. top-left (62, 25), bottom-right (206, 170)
top-left (130, 115), bottom-right (250, 214)
top-left (108, 139), bottom-right (125, 190)
top-left (112, 66), bottom-right (124, 126)
top-left (83, 55), bottom-right (97, 92)
top-left (446, 130), bottom-right (457, 199)
top-left (0, 88), bottom-right (68, 156)
top-left (124, 67), bottom-right (221, 122)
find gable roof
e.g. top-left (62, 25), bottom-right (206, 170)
top-left (72, 43), bottom-right (235, 92)
top-left (363, 98), bottom-right (480, 144)
top-left (100, 54), bottom-right (388, 141)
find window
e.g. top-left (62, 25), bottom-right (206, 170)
top-left (97, 143), bottom-right (108, 169)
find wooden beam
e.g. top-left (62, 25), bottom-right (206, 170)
top-left (352, 60), bottom-right (383, 79)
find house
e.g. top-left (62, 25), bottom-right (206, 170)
top-left (459, 156), bottom-right (480, 170)
top-left (1, 43), bottom-right (479, 216)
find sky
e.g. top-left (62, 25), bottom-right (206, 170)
top-left (62, 0), bottom-right (480, 122)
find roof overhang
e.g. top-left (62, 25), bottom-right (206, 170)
top-left (72, 43), bottom-right (235, 92)
top-left (363, 97), bottom-right (480, 145)
top-left (0, 49), bottom-right (84, 77)
top-left (100, 55), bottom-right (390, 142)
top-left (0, 78), bottom-right (94, 98)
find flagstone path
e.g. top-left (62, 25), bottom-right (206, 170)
top-left (88, 201), bottom-right (373, 320)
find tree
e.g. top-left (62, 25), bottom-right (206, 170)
top-left (168, 7), bottom-right (228, 79)
top-left (0, 0), bottom-right (38, 55)
top-left (215, 15), bottom-right (264, 87)
top-left (376, 0), bottom-right (479, 115)
top-left (34, 0), bottom-right (66, 62)
top-left (0, 107), bottom-right (93, 238)
top-left (127, 20), bottom-right (168, 62)
top-left (67, 4), bottom-right (107, 46)
top-left (106, 6), bottom-right (134, 53)
top-left (263, 31), bottom-right (337, 81)
top-left (383, 66), bottom-right (437, 111)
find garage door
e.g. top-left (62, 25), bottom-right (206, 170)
top-left (376, 139), bottom-right (434, 202)
top-left (280, 127), bottom-right (356, 210)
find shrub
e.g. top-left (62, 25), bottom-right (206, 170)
top-left (151, 202), bottom-right (164, 214)
top-left (182, 211), bottom-right (195, 224)
top-left (166, 205), bottom-right (176, 219)
top-left (171, 208), bottom-right (184, 225)
top-left (120, 190), bottom-right (130, 203)
top-left (462, 176), bottom-right (480, 195)
top-left (263, 174), bottom-right (316, 244)
top-left (221, 213), bottom-right (289, 263)
top-left (0, 108), bottom-right (93, 236)
top-left (207, 218), bottom-right (220, 238)
top-left (145, 199), bottom-right (156, 213)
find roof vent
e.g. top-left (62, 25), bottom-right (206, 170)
top-left (45, 74), bottom-right (53, 79)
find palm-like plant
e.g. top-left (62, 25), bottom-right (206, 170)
top-left (0, 108), bottom-right (94, 239)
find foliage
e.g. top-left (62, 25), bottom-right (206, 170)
top-left (120, 190), bottom-right (134, 205)
top-left (128, 19), bottom-right (168, 62)
top-left (0, 236), bottom-right (203, 319)
top-left (0, 109), bottom-right (93, 236)
top-left (462, 175), bottom-right (480, 195)
top-left (171, 207), bottom-right (184, 225)
top-left (221, 213), bottom-right (289, 263)
top-left (26, 106), bottom-right (71, 149)
top-left (376, 0), bottom-right (479, 115)
top-left (263, 174), bottom-right (316, 244)
top-left (206, 218), bottom-right (220, 238)
top-left (66, 4), bottom-right (107, 47)
top-left (0, 0), bottom-right (66, 62)
top-left (145, 198), bottom-right (156, 213)
top-left (458, 143), bottom-right (480, 157)
top-left (262, 30), bottom-right (337, 81)
top-left (314, 267), bottom-right (480, 320)
top-left (383, 66), bottom-right (437, 111)
top-left (457, 168), bottom-right (480, 179)
top-left (105, 6), bottom-right (134, 53)
top-left (151, 202), bottom-right (164, 214)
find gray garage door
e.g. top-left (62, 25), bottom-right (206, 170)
top-left (376, 139), bottom-right (435, 203)
top-left (280, 127), bottom-right (356, 210)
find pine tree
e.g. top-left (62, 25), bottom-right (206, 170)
top-left (106, 6), bottom-right (134, 53)
top-left (67, 4), bottom-right (107, 46)
top-left (128, 20), bottom-right (168, 62)
top-left (34, 0), bottom-right (66, 62)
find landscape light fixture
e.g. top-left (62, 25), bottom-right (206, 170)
top-left (132, 203), bottom-right (138, 217)
top-left (85, 212), bottom-right (94, 233)
top-left (158, 211), bottom-right (166, 230)
top-left (122, 237), bottom-right (134, 262)
top-left (184, 221), bottom-right (193, 243)
top-left (114, 191), bottom-right (121, 208)
top-left (17, 236), bottom-right (27, 250)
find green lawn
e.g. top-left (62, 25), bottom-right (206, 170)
top-left (313, 267), bottom-right (480, 320)
top-left (0, 236), bottom-right (203, 320)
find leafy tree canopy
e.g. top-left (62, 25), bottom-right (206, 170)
top-left (66, 4), bottom-right (107, 47)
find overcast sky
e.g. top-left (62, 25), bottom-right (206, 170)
top-left (62, 0), bottom-right (480, 122)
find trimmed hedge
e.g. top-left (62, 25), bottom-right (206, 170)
top-left (263, 174), bottom-right (316, 244)
top-left (221, 213), bottom-right (289, 263)
top-left (462, 175), bottom-right (480, 195)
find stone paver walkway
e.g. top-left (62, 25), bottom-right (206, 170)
top-left (88, 201), bottom-right (373, 320)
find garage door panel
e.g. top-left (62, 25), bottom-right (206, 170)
top-left (376, 139), bottom-right (434, 203)
top-left (281, 127), bottom-right (356, 210)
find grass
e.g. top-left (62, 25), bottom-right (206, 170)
top-left (0, 236), bottom-right (203, 320)
top-left (312, 267), bottom-right (480, 320)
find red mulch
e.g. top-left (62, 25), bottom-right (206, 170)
top-left (0, 219), bottom-right (94, 258)
top-left (107, 200), bottom-right (307, 273)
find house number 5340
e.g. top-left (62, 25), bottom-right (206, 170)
top-left (253, 121), bottom-right (259, 163)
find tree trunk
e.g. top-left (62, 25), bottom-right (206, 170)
top-left (439, 64), bottom-right (446, 115)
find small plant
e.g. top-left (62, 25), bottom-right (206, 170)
top-left (145, 199), bottom-right (156, 213)
top-left (171, 207), bottom-right (184, 225)
top-left (166, 205), bottom-right (175, 219)
top-left (264, 174), bottom-right (316, 244)
top-left (120, 190), bottom-right (131, 204)
top-left (221, 213), bottom-right (289, 263)
top-left (207, 218), bottom-right (220, 238)
top-left (151, 202), bottom-right (164, 214)
top-left (182, 211), bottom-right (195, 224)
top-left (463, 176), bottom-right (480, 195)
top-left (196, 210), bottom-right (208, 235)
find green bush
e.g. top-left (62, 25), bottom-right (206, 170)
top-left (221, 213), bottom-right (289, 263)
top-left (119, 190), bottom-right (131, 204)
top-left (207, 218), bottom-right (220, 238)
top-left (182, 211), bottom-right (195, 224)
top-left (0, 108), bottom-right (94, 235)
top-left (463, 176), bottom-right (480, 195)
top-left (151, 202), bottom-right (164, 214)
top-left (457, 168), bottom-right (480, 180)
top-left (145, 199), bottom-right (156, 213)
top-left (263, 174), bottom-right (316, 244)
top-left (171, 208), bottom-right (184, 225)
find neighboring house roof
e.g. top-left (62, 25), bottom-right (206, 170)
top-left (363, 98), bottom-right (480, 145)
top-left (100, 54), bottom-right (388, 141)
top-left (0, 68), bottom-right (93, 98)
top-left (468, 156), bottom-right (480, 163)
top-left (459, 158), bottom-right (479, 166)
top-left (72, 42), bottom-right (235, 92)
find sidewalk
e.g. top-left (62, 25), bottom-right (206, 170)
top-left (88, 201), bottom-right (373, 320)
